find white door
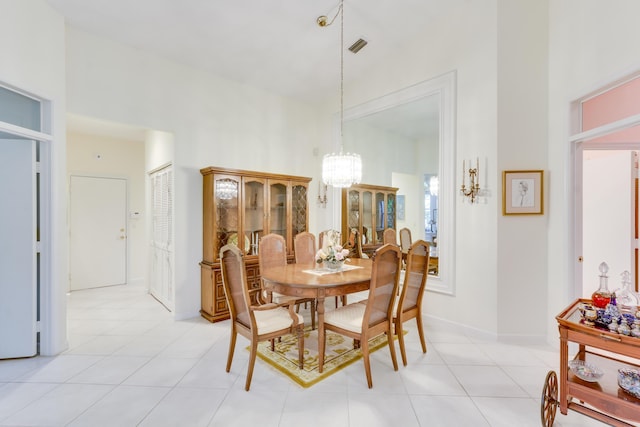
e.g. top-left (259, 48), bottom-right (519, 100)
top-left (582, 150), bottom-right (636, 296)
top-left (70, 176), bottom-right (127, 290)
top-left (0, 139), bottom-right (37, 359)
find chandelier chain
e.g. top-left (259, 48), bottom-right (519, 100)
top-left (340, 0), bottom-right (344, 152)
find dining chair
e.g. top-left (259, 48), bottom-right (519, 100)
top-left (259, 233), bottom-right (315, 329)
top-left (399, 228), bottom-right (412, 254)
top-left (322, 243), bottom-right (402, 388)
top-left (383, 228), bottom-right (398, 246)
top-left (293, 231), bottom-right (316, 264)
top-left (344, 228), bottom-right (367, 259)
top-left (394, 240), bottom-right (430, 366)
top-left (219, 244), bottom-right (304, 391)
top-left (399, 227), bottom-right (412, 269)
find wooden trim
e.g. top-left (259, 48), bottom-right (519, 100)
top-left (200, 166), bottom-right (311, 183)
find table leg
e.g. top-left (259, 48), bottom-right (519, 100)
top-left (317, 295), bottom-right (325, 373)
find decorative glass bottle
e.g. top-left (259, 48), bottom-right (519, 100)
top-left (592, 262), bottom-right (612, 309)
top-left (614, 270), bottom-right (640, 312)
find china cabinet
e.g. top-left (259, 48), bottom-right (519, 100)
top-left (200, 166), bottom-right (311, 322)
top-left (341, 183), bottom-right (398, 256)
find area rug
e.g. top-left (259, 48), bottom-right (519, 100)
top-left (250, 327), bottom-right (402, 388)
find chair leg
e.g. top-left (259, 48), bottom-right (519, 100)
top-left (416, 313), bottom-right (427, 354)
top-left (387, 327), bottom-right (399, 371)
top-left (297, 324), bottom-right (304, 369)
top-left (361, 336), bottom-right (373, 389)
top-left (226, 329), bottom-right (237, 373)
top-left (396, 318), bottom-right (408, 366)
top-left (246, 340), bottom-right (258, 391)
top-left (311, 300), bottom-right (316, 330)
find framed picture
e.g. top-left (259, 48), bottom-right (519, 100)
top-left (502, 170), bottom-right (544, 215)
top-left (397, 195), bottom-right (405, 220)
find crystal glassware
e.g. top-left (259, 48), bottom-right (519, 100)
top-left (592, 262), bottom-right (612, 309)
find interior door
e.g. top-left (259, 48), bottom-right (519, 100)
top-left (70, 175), bottom-right (127, 290)
top-left (0, 139), bottom-right (37, 359)
top-left (582, 150), bottom-right (636, 297)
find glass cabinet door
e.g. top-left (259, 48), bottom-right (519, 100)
top-left (386, 193), bottom-right (396, 230)
top-left (291, 182), bottom-right (308, 242)
top-left (375, 192), bottom-right (385, 244)
top-left (243, 178), bottom-right (265, 255)
top-left (347, 189), bottom-right (360, 234)
top-left (214, 175), bottom-right (241, 258)
top-left (362, 191), bottom-right (373, 244)
top-left (269, 181), bottom-right (287, 238)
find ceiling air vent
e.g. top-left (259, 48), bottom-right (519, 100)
top-left (348, 38), bottom-right (368, 54)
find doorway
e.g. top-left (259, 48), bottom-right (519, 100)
top-left (581, 150), bottom-right (637, 297)
top-left (572, 73), bottom-right (640, 298)
top-left (69, 175), bottom-right (127, 290)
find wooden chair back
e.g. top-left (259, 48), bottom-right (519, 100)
top-left (294, 231), bottom-right (316, 264)
top-left (364, 244), bottom-right (402, 330)
top-left (259, 233), bottom-right (287, 271)
top-left (399, 227), bottom-right (412, 253)
top-left (344, 228), bottom-right (365, 259)
top-left (398, 240), bottom-right (430, 314)
top-left (383, 228), bottom-right (398, 246)
top-left (220, 244), bottom-right (251, 328)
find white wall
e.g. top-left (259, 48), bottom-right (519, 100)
top-left (65, 27), bottom-right (325, 320)
top-left (496, 0), bottom-right (549, 340)
top-left (547, 0), bottom-right (640, 342)
top-left (67, 132), bottom-right (147, 287)
top-left (343, 0), bottom-right (500, 335)
top-left (0, 0), bottom-right (68, 355)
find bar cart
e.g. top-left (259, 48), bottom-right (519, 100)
top-left (541, 298), bottom-right (640, 426)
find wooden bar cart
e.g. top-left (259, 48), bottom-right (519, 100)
top-left (541, 299), bottom-right (640, 426)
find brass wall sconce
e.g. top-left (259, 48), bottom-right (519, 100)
top-left (460, 158), bottom-right (481, 203)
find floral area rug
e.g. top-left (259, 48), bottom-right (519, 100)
top-left (250, 325), bottom-right (402, 388)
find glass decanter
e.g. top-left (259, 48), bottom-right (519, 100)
top-left (591, 261), bottom-right (612, 309)
top-left (614, 270), bottom-right (640, 312)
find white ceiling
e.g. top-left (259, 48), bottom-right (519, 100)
top-left (47, 0), bottom-right (451, 139)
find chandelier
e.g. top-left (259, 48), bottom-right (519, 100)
top-left (318, 0), bottom-right (362, 188)
top-left (216, 179), bottom-right (237, 200)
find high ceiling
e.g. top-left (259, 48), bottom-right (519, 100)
top-left (46, 0), bottom-right (453, 139)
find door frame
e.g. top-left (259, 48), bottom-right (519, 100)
top-left (0, 82), bottom-right (53, 356)
top-left (571, 112), bottom-right (640, 299)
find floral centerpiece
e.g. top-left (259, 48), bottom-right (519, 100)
top-left (315, 243), bottom-right (350, 271)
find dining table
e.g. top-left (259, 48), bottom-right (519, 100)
top-left (260, 258), bottom-right (373, 373)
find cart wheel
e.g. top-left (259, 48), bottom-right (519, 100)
top-left (540, 370), bottom-right (558, 427)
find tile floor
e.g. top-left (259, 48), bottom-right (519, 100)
top-left (0, 284), bottom-right (609, 427)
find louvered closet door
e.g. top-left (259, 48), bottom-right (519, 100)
top-left (150, 165), bottom-right (173, 310)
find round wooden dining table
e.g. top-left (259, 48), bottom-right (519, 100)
top-left (260, 258), bottom-right (372, 373)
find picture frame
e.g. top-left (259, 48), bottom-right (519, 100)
top-left (397, 195), bottom-right (405, 220)
top-left (502, 170), bottom-right (544, 215)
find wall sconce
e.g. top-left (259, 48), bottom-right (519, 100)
top-left (317, 182), bottom-right (328, 208)
top-left (460, 158), bottom-right (481, 203)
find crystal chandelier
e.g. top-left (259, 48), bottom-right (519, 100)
top-left (318, 0), bottom-right (362, 188)
top-left (216, 179), bottom-right (237, 200)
